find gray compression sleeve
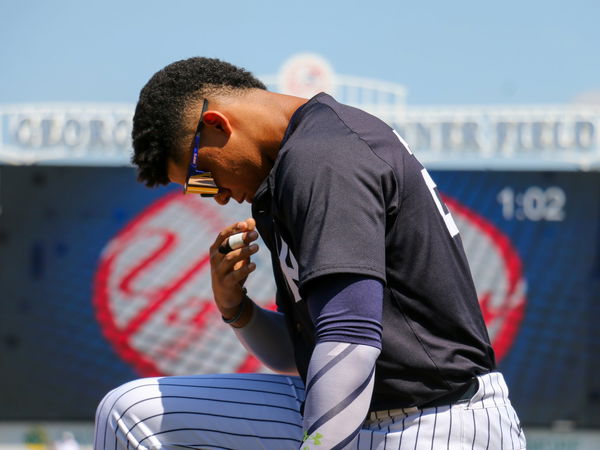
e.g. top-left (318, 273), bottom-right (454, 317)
top-left (301, 341), bottom-right (380, 449)
top-left (233, 304), bottom-right (298, 374)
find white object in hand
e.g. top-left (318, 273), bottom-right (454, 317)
top-left (219, 232), bottom-right (246, 254)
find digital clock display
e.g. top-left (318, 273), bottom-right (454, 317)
top-left (497, 186), bottom-right (566, 221)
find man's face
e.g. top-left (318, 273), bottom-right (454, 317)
top-left (167, 101), bottom-right (269, 206)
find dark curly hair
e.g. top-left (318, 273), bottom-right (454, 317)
top-left (131, 57), bottom-right (267, 186)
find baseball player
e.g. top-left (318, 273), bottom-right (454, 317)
top-left (94, 57), bottom-right (527, 449)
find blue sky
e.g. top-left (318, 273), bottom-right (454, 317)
top-left (1, 0), bottom-right (598, 105)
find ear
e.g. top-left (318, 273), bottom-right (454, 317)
top-left (202, 110), bottom-right (232, 136)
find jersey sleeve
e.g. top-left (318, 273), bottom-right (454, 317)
top-left (305, 274), bottom-right (383, 350)
top-left (273, 113), bottom-right (394, 291)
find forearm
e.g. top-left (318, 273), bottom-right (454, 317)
top-left (301, 341), bottom-right (380, 449)
top-left (233, 302), bottom-right (298, 375)
top-left (300, 275), bottom-right (384, 448)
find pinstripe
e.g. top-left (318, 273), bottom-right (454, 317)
top-left (446, 406), bottom-right (452, 450)
top-left (118, 393), bottom-right (302, 424)
top-left (484, 408), bottom-right (491, 450)
top-left (306, 365), bottom-right (374, 435)
top-left (430, 407), bottom-right (438, 450)
top-left (505, 405), bottom-right (515, 449)
top-left (125, 409), bottom-right (302, 440)
top-left (136, 382), bottom-right (300, 399)
top-left (496, 373), bottom-right (506, 399)
top-left (136, 426), bottom-right (302, 449)
top-left (115, 378), bottom-right (302, 449)
top-left (103, 378), bottom-right (300, 449)
top-left (111, 392), bottom-right (304, 450)
top-left (285, 375), bottom-right (305, 410)
top-left (94, 389), bottom-right (113, 450)
top-left (489, 374), bottom-right (498, 407)
top-left (384, 422), bottom-right (389, 450)
top-left (497, 375), bottom-right (517, 449)
top-left (511, 406), bottom-right (524, 447)
top-left (398, 417), bottom-right (405, 450)
top-left (305, 344), bottom-right (354, 393)
top-left (104, 385), bottom-right (141, 450)
top-left (151, 374), bottom-right (300, 387)
top-left (471, 409), bottom-right (476, 450)
top-left (163, 444), bottom-right (235, 450)
top-left (502, 379), bottom-right (521, 449)
top-left (491, 375), bottom-right (503, 448)
top-left (478, 375), bottom-right (488, 449)
top-left (480, 375), bottom-right (486, 408)
top-left (413, 409), bottom-right (423, 450)
top-left (98, 372), bottom-right (525, 450)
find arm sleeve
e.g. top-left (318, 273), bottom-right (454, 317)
top-left (306, 274), bottom-right (383, 349)
top-left (300, 275), bottom-right (383, 448)
top-left (300, 341), bottom-right (380, 449)
top-left (233, 304), bottom-right (298, 375)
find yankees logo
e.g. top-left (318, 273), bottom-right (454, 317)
top-left (93, 192), bottom-right (526, 374)
top-left (93, 192), bottom-right (276, 376)
top-left (444, 195), bottom-right (527, 361)
top-left (277, 234), bottom-right (301, 302)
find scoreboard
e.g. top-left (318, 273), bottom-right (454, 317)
top-left (0, 165), bottom-right (599, 427)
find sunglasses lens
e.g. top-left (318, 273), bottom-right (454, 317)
top-left (184, 172), bottom-right (218, 196)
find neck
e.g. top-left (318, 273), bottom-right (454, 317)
top-left (231, 90), bottom-right (308, 162)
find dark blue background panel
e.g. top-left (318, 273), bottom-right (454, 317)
top-left (0, 166), bottom-right (598, 426)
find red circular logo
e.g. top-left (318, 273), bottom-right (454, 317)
top-left (93, 192), bottom-right (275, 376)
top-left (444, 195), bottom-right (527, 361)
top-left (94, 192), bottom-right (526, 376)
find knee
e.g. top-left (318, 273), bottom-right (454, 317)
top-left (94, 377), bottom-right (163, 446)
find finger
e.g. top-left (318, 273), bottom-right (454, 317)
top-left (225, 262), bottom-right (257, 284)
top-left (210, 221), bottom-right (250, 253)
top-left (233, 259), bottom-right (246, 271)
top-left (218, 230), bottom-right (259, 254)
top-left (216, 243), bottom-right (259, 274)
top-left (218, 232), bottom-right (245, 254)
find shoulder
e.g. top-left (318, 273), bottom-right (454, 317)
top-left (275, 96), bottom-right (399, 179)
top-left (269, 95), bottom-right (406, 214)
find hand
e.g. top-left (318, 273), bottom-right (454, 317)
top-left (210, 218), bottom-right (259, 314)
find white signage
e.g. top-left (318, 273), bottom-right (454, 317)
top-left (0, 105), bottom-right (133, 165)
top-left (1, 54), bottom-right (599, 170)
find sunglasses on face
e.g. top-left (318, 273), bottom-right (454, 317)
top-left (183, 99), bottom-right (218, 197)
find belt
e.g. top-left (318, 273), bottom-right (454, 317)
top-left (367, 378), bottom-right (479, 422)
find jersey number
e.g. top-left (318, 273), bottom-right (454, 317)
top-left (421, 168), bottom-right (459, 238)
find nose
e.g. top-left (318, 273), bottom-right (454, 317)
top-left (214, 189), bottom-right (231, 206)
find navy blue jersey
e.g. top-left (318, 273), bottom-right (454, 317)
top-left (251, 93), bottom-right (495, 410)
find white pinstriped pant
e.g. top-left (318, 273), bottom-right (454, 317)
top-left (94, 372), bottom-right (526, 449)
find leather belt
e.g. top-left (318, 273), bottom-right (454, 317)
top-left (367, 378), bottom-right (481, 422)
